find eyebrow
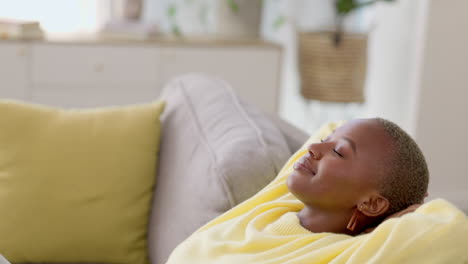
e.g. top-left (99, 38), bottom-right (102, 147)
top-left (330, 130), bottom-right (357, 154)
top-left (343, 137), bottom-right (357, 154)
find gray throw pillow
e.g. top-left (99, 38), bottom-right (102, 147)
top-left (148, 74), bottom-right (292, 264)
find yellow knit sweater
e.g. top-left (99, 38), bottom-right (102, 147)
top-left (166, 123), bottom-right (468, 264)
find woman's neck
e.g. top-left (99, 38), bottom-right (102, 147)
top-left (297, 206), bottom-right (354, 235)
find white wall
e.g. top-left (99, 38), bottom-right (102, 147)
top-left (363, 0), bottom-right (420, 132)
top-left (413, 0), bottom-right (468, 212)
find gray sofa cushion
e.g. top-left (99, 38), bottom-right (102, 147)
top-left (148, 74), bottom-right (292, 264)
top-left (266, 114), bottom-right (309, 154)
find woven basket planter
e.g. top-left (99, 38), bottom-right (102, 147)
top-left (298, 31), bottom-right (368, 103)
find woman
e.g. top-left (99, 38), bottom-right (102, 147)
top-left (166, 118), bottom-right (468, 264)
top-left (288, 118), bottom-right (428, 235)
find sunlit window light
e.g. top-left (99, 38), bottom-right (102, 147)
top-left (0, 0), bottom-right (101, 34)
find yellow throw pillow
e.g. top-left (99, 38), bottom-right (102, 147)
top-left (0, 100), bottom-right (165, 264)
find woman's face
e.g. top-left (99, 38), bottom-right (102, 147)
top-left (287, 119), bottom-right (393, 211)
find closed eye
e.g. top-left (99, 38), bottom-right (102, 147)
top-left (322, 139), bottom-right (344, 158)
top-left (333, 149), bottom-right (344, 158)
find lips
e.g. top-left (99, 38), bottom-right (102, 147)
top-left (293, 153), bottom-right (316, 176)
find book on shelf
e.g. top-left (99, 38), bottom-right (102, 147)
top-left (0, 18), bottom-right (44, 39)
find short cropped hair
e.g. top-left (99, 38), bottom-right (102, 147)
top-left (375, 118), bottom-right (429, 215)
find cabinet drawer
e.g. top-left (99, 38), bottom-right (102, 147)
top-left (31, 44), bottom-right (160, 86)
top-left (0, 42), bottom-right (29, 82)
top-left (31, 85), bottom-right (161, 108)
top-left (0, 42), bottom-right (30, 99)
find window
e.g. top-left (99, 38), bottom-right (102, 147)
top-left (0, 0), bottom-right (104, 34)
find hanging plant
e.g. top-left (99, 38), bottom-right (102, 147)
top-left (227, 0), bottom-right (240, 13)
top-left (228, 0), bottom-right (286, 32)
top-left (165, 0), bottom-right (265, 38)
top-left (333, 0), bottom-right (396, 45)
top-left (167, 4), bottom-right (182, 37)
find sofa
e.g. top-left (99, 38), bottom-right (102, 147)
top-left (0, 74), bottom-right (308, 264)
top-left (150, 74), bottom-right (308, 263)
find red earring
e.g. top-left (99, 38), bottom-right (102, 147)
top-left (347, 208), bottom-right (360, 232)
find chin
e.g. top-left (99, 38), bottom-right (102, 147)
top-left (286, 171), bottom-right (299, 191)
top-left (286, 172), bottom-right (308, 201)
top-left (287, 171), bottom-right (325, 207)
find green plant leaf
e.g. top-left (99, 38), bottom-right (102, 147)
top-left (199, 4), bottom-right (209, 26)
top-left (227, 0), bottom-right (240, 13)
top-left (336, 0), bottom-right (396, 16)
top-left (272, 15), bottom-right (286, 31)
top-left (171, 24), bottom-right (182, 37)
top-left (335, 0), bottom-right (359, 15)
top-left (167, 4), bottom-right (177, 19)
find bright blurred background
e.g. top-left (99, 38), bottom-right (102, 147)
top-left (0, 0), bottom-right (467, 210)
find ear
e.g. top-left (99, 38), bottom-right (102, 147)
top-left (359, 193), bottom-right (390, 217)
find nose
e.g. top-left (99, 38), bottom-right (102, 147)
top-left (307, 143), bottom-right (322, 160)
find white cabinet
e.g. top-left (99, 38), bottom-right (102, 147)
top-left (30, 44), bottom-right (162, 107)
top-left (0, 42), bottom-right (30, 100)
top-left (0, 38), bottom-right (281, 112)
top-left (32, 44), bottom-right (161, 86)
